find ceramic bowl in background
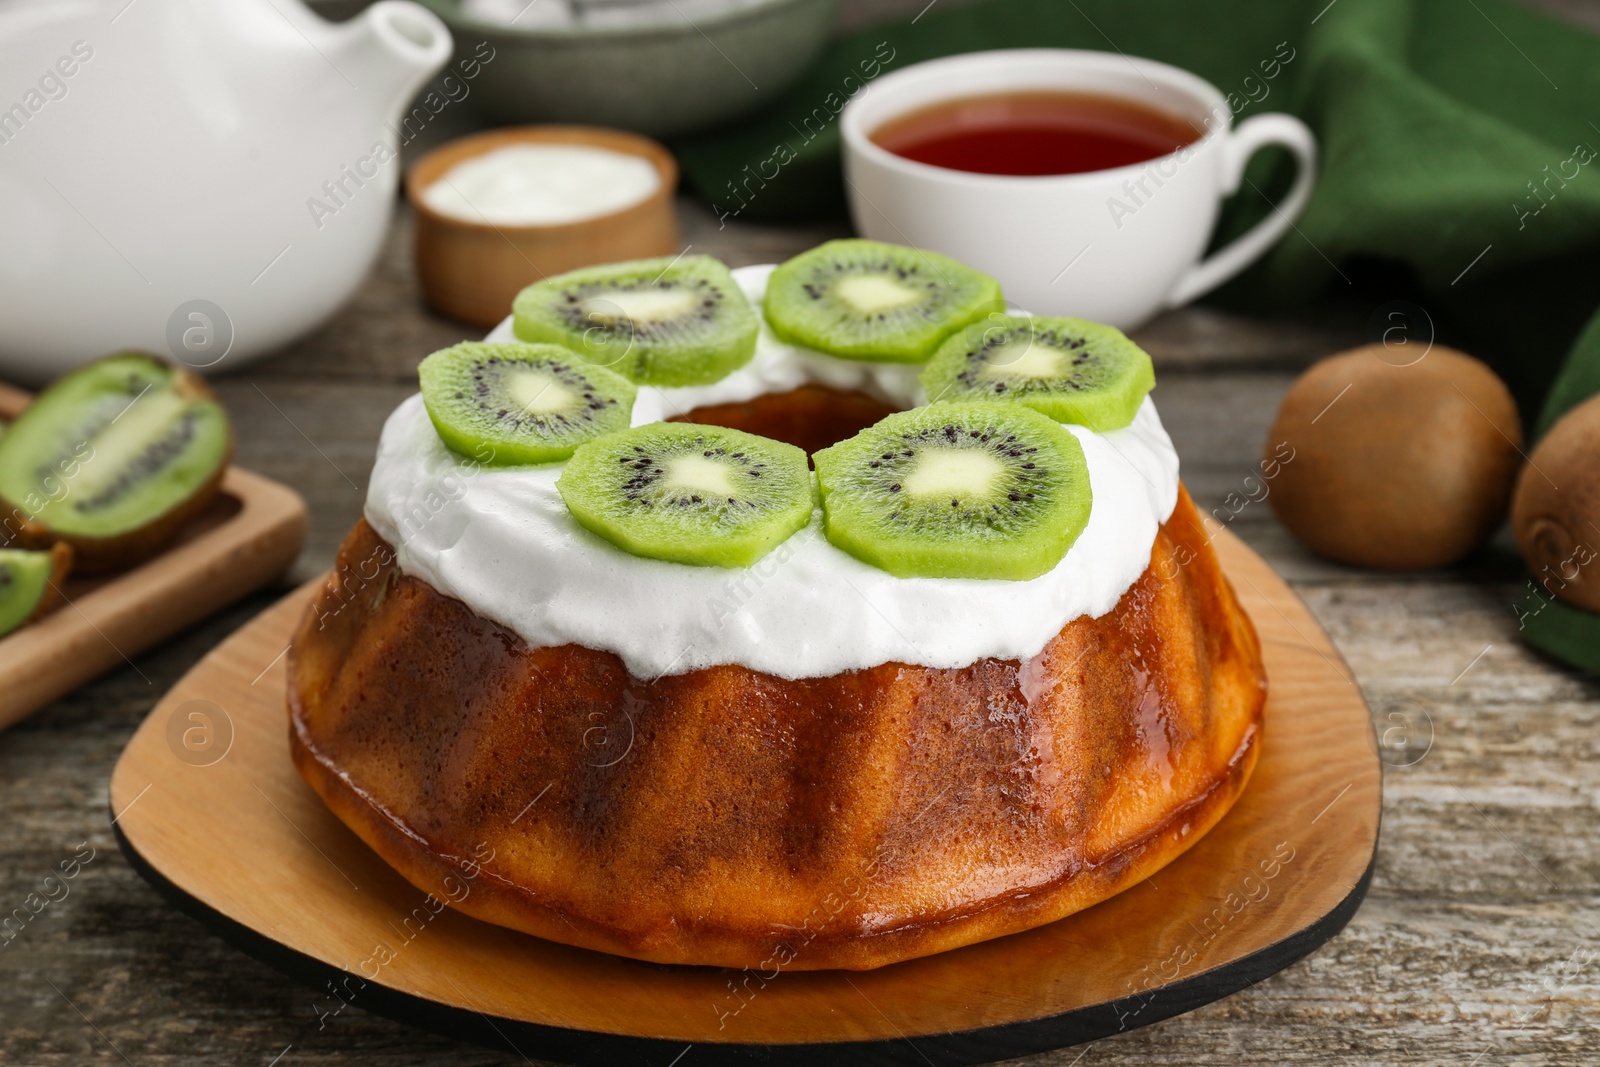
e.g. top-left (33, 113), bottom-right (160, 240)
top-left (414, 0), bottom-right (836, 138)
top-left (407, 126), bottom-right (679, 327)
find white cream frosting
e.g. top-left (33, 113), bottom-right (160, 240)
top-left (364, 265), bottom-right (1180, 680)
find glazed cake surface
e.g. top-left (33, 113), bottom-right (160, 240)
top-left (287, 261), bottom-right (1267, 970)
top-left (288, 486), bottom-right (1264, 970)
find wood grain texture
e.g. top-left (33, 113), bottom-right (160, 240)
top-left (107, 521), bottom-right (1375, 1060)
top-left (0, 388), bottom-right (310, 730)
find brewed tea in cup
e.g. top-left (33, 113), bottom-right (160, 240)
top-left (841, 50), bottom-right (1317, 328)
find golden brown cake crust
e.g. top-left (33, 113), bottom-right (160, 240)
top-left (287, 487), bottom-right (1265, 971)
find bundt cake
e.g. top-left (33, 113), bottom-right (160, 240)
top-left (287, 248), bottom-right (1266, 972)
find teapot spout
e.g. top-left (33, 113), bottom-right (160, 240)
top-left (328, 1), bottom-right (453, 130)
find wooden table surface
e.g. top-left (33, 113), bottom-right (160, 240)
top-left (5, 5), bottom-right (1600, 1064)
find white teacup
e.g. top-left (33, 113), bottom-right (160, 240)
top-left (840, 48), bottom-right (1317, 329)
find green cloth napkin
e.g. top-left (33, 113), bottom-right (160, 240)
top-left (675, 0), bottom-right (1600, 673)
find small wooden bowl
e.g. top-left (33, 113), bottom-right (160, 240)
top-left (407, 127), bottom-right (680, 328)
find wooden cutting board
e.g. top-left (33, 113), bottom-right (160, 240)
top-left (0, 380), bottom-right (307, 728)
top-left (109, 524), bottom-right (1381, 1065)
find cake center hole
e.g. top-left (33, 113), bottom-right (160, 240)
top-left (672, 384), bottom-right (903, 459)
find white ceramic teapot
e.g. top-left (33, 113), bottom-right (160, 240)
top-left (0, 0), bottom-right (451, 383)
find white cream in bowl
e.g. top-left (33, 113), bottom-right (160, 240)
top-left (421, 143), bottom-right (660, 227)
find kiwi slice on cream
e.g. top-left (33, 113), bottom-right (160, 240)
top-left (763, 239), bottom-right (1003, 363)
top-left (419, 342), bottom-right (637, 465)
top-left (513, 255), bottom-right (759, 387)
top-left (813, 403), bottom-right (1091, 581)
top-left (919, 316), bottom-right (1155, 431)
top-left (556, 422), bottom-right (814, 568)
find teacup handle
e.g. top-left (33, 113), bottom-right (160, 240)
top-left (1164, 113), bottom-right (1319, 309)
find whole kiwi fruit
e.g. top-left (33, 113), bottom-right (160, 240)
top-left (1266, 344), bottom-right (1521, 569)
top-left (1512, 392), bottom-right (1600, 611)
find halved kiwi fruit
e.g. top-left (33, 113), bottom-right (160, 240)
top-left (0, 353), bottom-right (233, 573)
top-left (419, 342), bottom-right (637, 466)
top-left (556, 423), bottom-right (814, 568)
top-left (512, 256), bottom-right (759, 387)
top-left (919, 316), bottom-right (1156, 431)
top-left (812, 403), bottom-right (1092, 581)
top-left (0, 543), bottom-right (73, 638)
top-left (762, 239), bottom-right (1004, 363)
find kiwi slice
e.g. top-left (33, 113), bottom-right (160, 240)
top-left (0, 353), bottom-right (233, 573)
top-left (556, 423), bottom-right (814, 568)
top-left (0, 543), bottom-right (72, 638)
top-left (763, 239), bottom-right (1004, 363)
top-left (512, 256), bottom-right (759, 386)
top-left (419, 342), bottom-right (636, 466)
top-left (919, 316), bottom-right (1156, 431)
top-left (812, 403), bottom-right (1092, 581)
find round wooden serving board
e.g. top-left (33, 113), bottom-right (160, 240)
top-left (109, 525), bottom-right (1380, 1066)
